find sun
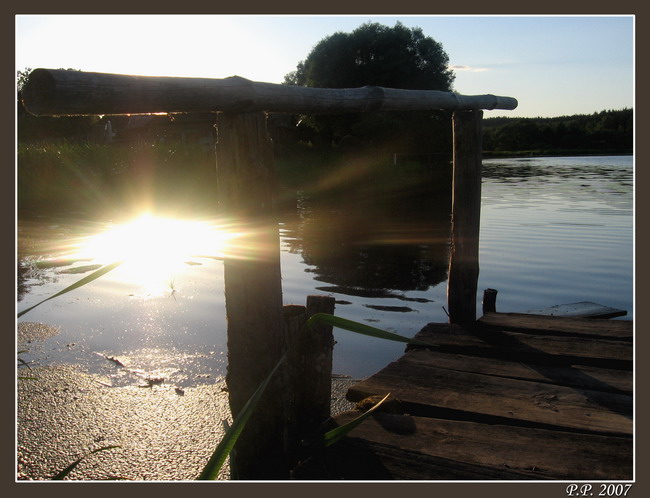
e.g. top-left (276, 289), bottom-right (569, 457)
top-left (73, 213), bottom-right (232, 295)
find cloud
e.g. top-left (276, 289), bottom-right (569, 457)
top-left (449, 65), bottom-right (489, 73)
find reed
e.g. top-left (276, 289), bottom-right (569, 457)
top-left (307, 313), bottom-right (434, 347)
top-left (50, 446), bottom-right (121, 480)
top-left (198, 353), bottom-right (286, 480)
top-left (17, 260), bottom-right (123, 318)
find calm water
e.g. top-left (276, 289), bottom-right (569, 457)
top-left (17, 155), bottom-right (633, 383)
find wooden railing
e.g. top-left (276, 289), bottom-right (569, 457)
top-left (21, 68), bottom-right (517, 479)
top-left (22, 68), bottom-right (517, 116)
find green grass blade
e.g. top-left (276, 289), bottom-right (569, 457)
top-left (222, 420), bottom-right (239, 480)
top-left (323, 393), bottom-right (390, 447)
top-left (307, 313), bottom-right (434, 347)
top-left (17, 260), bottom-right (124, 318)
top-left (50, 445), bottom-right (120, 480)
top-left (198, 353), bottom-right (286, 480)
top-left (17, 357), bottom-right (31, 369)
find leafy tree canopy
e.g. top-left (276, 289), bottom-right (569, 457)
top-left (17, 68), bottom-right (33, 91)
top-left (285, 22), bottom-right (454, 91)
top-left (284, 22), bottom-right (456, 153)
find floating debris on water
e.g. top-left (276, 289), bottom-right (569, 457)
top-left (363, 304), bottom-right (416, 313)
top-left (317, 285), bottom-right (433, 304)
top-left (94, 352), bottom-right (126, 367)
top-left (59, 264), bottom-right (103, 274)
top-left (398, 296), bottom-right (433, 303)
top-left (139, 377), bottom-right (165, 388)
top-left (33, 258), bottom-right (91, 270)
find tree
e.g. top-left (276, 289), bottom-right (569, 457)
top-left (481, 109), bottom-right (633, 155)
top-left (17, 68), bottom-right (32, 91)
top-left (284, 22), bottom-right (455, 154)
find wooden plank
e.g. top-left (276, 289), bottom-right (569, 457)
top-left (327, 412), bottom-right (632, 480)
top-left (21, 68), bottom-right (518, 117)
top-left (293, 434), bottom-right (544, 480)
top-left (415, 323), bottom-right (632, 366)
top-left (479, 312), bottom-right (633, 339)
top-left (346, 360), bottom-right (632, 436)
top-left (525, 301), bottom-right (627, 319)
top-left (401, 349), bottom-right (632, 394)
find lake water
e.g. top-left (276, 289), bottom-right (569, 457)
top-left (17, 155), bottom-right (633, 385)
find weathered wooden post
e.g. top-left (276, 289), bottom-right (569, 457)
top-left (482, 288), bottom-right (498, 314)
top-left (215, 111), bottom-right (289, 479)
top-left (283, 295), bottom-right (336, 464)
top-left (447, 110), bottom-right (483, 324)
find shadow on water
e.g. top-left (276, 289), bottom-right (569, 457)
top-left (279, 156), bottom-right (453, 298)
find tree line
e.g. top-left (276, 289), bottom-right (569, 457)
top-left (482, 108), bottom-right (632, 156)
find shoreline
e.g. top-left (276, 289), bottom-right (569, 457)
top-left (17, 364), bottom-right (358, 481)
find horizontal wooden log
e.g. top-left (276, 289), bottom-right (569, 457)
top-left (21, 68), bottom-right (518, 117)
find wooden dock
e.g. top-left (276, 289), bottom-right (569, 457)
top-left (293, 312), bottom-right (633, 480)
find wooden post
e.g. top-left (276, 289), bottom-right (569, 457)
top-left (483, 288), bottom-right (498, 314)
top-left (447, 110), bottom-right (483, 325)
top-left (284, 295), bottom-right (336, 465)
top-left (216, 111), bottom-right (288, 479)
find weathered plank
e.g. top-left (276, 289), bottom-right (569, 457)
top-left (21, 68), bottom-right (518, 117)
top-left (525, 301), bottom-right (627, 319)
top-left (479, 312), bottom-right (633, 339)
top-left (400, 349), bottom-right (632, 394)
top-left (326, 411), bottom-right (632, 480)
top-left (414, 322), bottom-right (632, 366)
top-left (293, 434), bottom-right (544, 480)
top-left (327, 315), bottom-right (634, 480)
top-left (346, 359), bottom-right (632, 436)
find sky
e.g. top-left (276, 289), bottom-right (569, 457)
top-left (15, 14), bottom-right (634, 118)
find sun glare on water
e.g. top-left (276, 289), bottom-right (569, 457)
top-left (75, 214), bottom-right (232, 296)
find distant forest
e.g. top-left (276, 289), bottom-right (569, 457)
top-left (481, 108), bottom-right (633, 156)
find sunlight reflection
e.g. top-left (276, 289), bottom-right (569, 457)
top-left (72, 214), bottom-right (235, 296)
